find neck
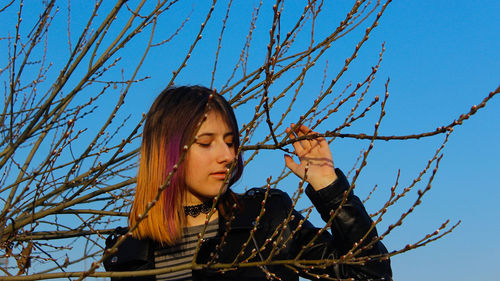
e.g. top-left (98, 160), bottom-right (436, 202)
top-left (186, 211), bottom-right (218, 227)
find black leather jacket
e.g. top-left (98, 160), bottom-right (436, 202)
top-left (103, 169), bottom-right (392, 280)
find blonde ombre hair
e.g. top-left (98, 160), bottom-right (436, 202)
top-left (129, 86), bottom-right (243, 245)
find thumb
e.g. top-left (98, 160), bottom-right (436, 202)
top-left (284, 154), bottom-right (300, 176)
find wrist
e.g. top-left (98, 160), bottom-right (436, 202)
top-left (309, 173), bottom-right (338, 191)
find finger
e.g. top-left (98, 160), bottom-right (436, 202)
top-left (299, 125), bottom-right (321, 141)
top-left (294, 124), bottom-right (311, 137)
top-left (284, 154), bottom-right (302, 178)
top-left (307, 130), bottom-right (326, 150)
top-left (293, 124), bottom-right (312, 151)
top-left (287, 127), bottom-right (305, 155)
top-left (299, 124), bottom-right (325, 151)
top-left (318, 135), bottom-right (330, 149)
top-left (305, 128), bottom-right (330, 151)
top-left (298, 124), bottom-right (312, 134)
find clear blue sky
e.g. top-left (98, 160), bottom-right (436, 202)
top-left (143, 2), bottom-right (500, 280)
top-left (2, 1), bottom-right (499, 280)
top-left (347, 2), bottom-right (499, 280)
top-left (135, 2), bottom-right (499, 279)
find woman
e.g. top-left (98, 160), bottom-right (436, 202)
top-left (104, 86), bottom-right (392, 280)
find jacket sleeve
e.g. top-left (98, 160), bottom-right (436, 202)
top-left (287, 168), bottom-right (392, 280)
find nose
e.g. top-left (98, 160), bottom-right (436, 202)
top-left (216, 142), bottom-right (235, 164)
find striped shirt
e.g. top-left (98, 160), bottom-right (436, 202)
top-left (155, 219), bottom-right (219, 281)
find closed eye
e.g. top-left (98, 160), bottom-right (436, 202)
top-left (196, 142), bottom-right (211, 147)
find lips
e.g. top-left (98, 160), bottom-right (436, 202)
top-left (210, 170), bottom-right (228, 180)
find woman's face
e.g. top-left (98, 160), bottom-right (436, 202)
top-left (184, 111), bottom-right (236, 205)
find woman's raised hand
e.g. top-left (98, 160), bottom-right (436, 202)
top-left (284, 124), bottom-right (338, 191)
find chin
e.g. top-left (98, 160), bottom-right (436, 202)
top-left (207, 185), bottom-right (227, 198)
top-left (187, 182), bottom-right (228, 203)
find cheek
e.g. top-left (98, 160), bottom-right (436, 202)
top-left (184, 152), bottom-right (197, 177)
top-left (185, 149), bottom-right (206, 173)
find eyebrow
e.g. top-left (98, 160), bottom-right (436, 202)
top-left (196, 132), bottom-right (234, 138)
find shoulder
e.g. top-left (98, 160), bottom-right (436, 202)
top-left (239, 187), bottom-right (292, 205)
top-left (103, 227), bottom-right (154, 272)
top-left (236, 187), bottom-right (294, 218)
top-left (105, 226), bottom-right (129, 248)
top-left (240, 187), bottom-right (290, 198)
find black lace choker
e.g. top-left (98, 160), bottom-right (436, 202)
top-left (184, 200), bottom-right (213, 217)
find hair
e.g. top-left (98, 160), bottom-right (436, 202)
top-left (129, 86), bottom-right (243, 245)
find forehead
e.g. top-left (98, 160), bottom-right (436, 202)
top-left (198, 111), bottom-right (233, 133)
